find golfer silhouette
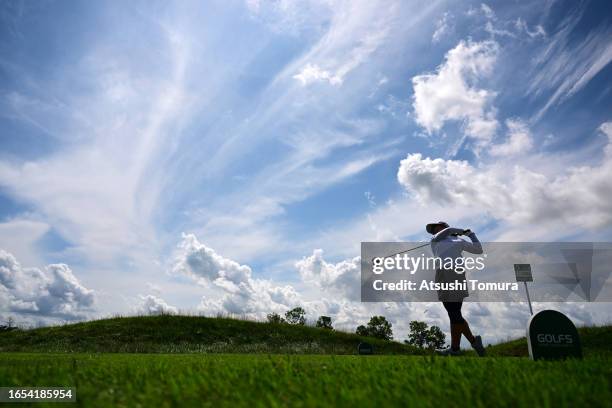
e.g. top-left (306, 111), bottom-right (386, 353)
top-left (426, 221), bottom-right (486, 357)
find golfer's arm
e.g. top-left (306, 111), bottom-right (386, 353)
top-left (463, 232), bottom-right (483, 254)
top-left (431, 227), bottom-right (464, 242)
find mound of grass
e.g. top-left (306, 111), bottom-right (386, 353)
top-left (0, 315), bottom-right (422, 355)
top-left (487, 325), bottom-right (612, 357)
top-left (0, 353), bottom-right (610, 407)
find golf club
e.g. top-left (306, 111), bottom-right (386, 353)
top-left (370, 229), bottom-right (472, 264)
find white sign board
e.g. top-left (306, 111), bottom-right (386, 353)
top-left (514, 264), bottom-right (533, 282)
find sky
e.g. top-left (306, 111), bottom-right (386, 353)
top-left (0, 0), bottom-right (611, 343)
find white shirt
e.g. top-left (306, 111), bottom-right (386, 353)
top-left (430, 227), bottom-right (483, 260)
top-left (430, 227), bottom-right (483, 301)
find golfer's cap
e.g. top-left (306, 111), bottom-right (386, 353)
top-left (426, 221), bottom-right (449, 234)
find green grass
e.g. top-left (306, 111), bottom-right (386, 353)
top-left (0, 353), bottom-right (610, 407)
top-left (0, 317), bottom-right (610, 407)
top-left (0, 315), bottom-right (421, 355)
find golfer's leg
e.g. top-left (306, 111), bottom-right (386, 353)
top-left (450, 324), bottom-right (462, 351)
top-left (455, 302), bottom-right (475, 343)
top-left (443, 302), bottom-right (462, 351)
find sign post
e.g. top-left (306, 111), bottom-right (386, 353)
top-left (514, 264), bottom-right (582, 360)
top-left (358, 342), bottom-right (374, 355)
top-left (514, 264), bottom-right (534, 315)
top-left (527, 310), bottom-right (582, 360)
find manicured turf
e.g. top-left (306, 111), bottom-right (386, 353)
top-left (0, 353), bottom-right (610, 407)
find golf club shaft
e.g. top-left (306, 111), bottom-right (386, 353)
top-left (372, 242), bottom-right (429, 263)
top-left (371, 231), bottom-right (468, 262)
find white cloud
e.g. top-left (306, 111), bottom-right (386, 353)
top-left (136, 294), bottom-right (178, 315)
top-left (290, 3), bottom-right (392, 87)
top-left (412, 40), bottom-right (499, 150)
top-left (172, 234), bottom-right (300, 317)
top-left (600, 122), bottom-right (612, 155)
top-left (528, 8), bottom-right (612, 121)
top-left (296, 249), bottom-right (360, 300)
top-left (397, 122), bottom-right (612, 235)
top-left (480, 3), bottom-right (495, 20)
top-left (489, 119), bottom-right (533, 156)
top-left (0, 249), bottom-right (95, 320)
top-left (484, 21), bottom-right (515, 38)
top-left (171, 235), bottom-right (437, 340)
top-left (293, 63), bottom-right (343, 86)
top-left (432, 12), bottom-right (453, 43)
top-left (167, 232), bottom-right (611, 344)
top-left (173, 233), bottom-right (253, 288)
top-left (514, 18), bottom-right (546, 39)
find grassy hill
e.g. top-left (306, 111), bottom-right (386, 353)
top-left (1, 315), bottom-right (609, 356)
top-left (0, 315), bottom-right (422, 354)
top-left (486, 325), bottom-right (612, 357)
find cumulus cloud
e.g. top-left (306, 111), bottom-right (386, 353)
top-left (171, 235), bottom-right (426, 337)
top-left (489, 119), bottom-right (533, 156)
top-left (296, 249), bottom-right (360, 300)
top-left (173, 233), bottom-right (252, 289)
top-left (168, 236), bottom-right (610, 344)
top-left (172, 234), bottom-right (300, 316)
top-left (412, 40), bottom-right (499, 149)
top-left (0, 250), bottom-right (94, 320)
top-left (136, 294), bottom-right (178, 315)
top-left (397, 121), bottom-right (612, 233)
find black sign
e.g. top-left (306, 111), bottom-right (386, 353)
top-left (358, 342), bottom-right (374, 355)
top-left (527, 310), bottom-right (582, 360)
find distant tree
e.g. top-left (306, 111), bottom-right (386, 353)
top-left (266, 312), bottom-right (286, 324)
top-left (366, 316), bottom-right (393, 340)
top-left (284, 307), bottom-right (306, 325)
top-left (356, 316), bottom-right (393, 340)
top-left (406, 321), bottom-right (428, 348)
top-left (316, 316), bottom-right (333, 330)
top-left (405, 321), bottom-right (446, 350)
top-left (425, 325), bottom-right (446, 350)
top-left (0, 316), bottom-right (17, 332)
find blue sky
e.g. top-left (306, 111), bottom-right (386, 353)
top-left (0, 0), bottom-right (611, 340)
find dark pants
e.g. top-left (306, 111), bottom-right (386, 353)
top-left (442, 301), bottom-right (465, 324)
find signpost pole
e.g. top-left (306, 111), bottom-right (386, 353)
top-left (524, 281), bottom-right (533, 315)
top-left (514, 264), bottom-right (534, 316)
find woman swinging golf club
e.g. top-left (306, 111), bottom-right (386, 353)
top-left (426, 221), bottom-right (486, 357)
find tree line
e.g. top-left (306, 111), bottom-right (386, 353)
top-left (267, 307), bottom-right (445, 349)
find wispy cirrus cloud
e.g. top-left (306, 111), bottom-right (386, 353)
top-left (527, 5), bottom-right (612, 121)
